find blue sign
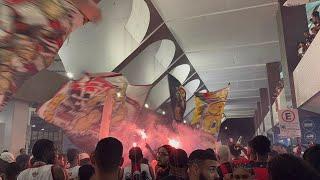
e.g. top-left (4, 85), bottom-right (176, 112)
top-left (300, 118), bottom-right (320, 145)
top-left (302, 120), bottom-right (314, 130)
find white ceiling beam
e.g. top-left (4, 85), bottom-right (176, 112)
top-left (225, 115), bottom-right (254, 119)
top-left (228, 96), bottom-right (260, 100)
top-left (166, 2), bottom-right (278, 23)
top-left (185, 40), bottom-right (279, 54)
top-left (225, 108), bottom-right (255, 113)
top-left (205, 79), bottom-right (267, 91)
top-left (226, 114), bottom-right (255, 117)
top-left (225, 106), bottom-right (255, 111)
top-left (225, 110), bottom-right (255, 114)
top-left (205, 78), bottom-right (267, 85)
top-left (230, 89), bottom-right (260, 93)
top-left (197, 63), bottom-right (267, 72)
top-left (225, 103), bottom-right (257, 109)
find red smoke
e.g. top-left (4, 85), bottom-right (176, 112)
top-left (109, 112), bottom-right (216, 165)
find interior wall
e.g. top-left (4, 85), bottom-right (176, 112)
top-left (0, 123), bottom-right (5, 151)
top-left (10, 101), bottom-right (29, 156)
top-left (294, 32), bottom-right (320, 109)
top-left (278, 0), bottom-right (308, 107)
top-left (0, 102), bottom-right (14, 151)
top-left (0, 101), bottom-right (29, 155)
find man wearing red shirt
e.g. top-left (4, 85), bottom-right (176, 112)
top-left (246, 136), bottom-right (271, 180)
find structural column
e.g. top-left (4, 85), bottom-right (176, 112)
top-left (266, 62), bottom-right (281, 105)
top-left (260, 88), bottom-right (271, 130)
top-left (0, 100), bottom-right (29, 156)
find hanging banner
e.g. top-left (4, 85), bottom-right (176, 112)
top-left (168, 74), bottom-right (186, 123)
top-left (191, 87), bottom-right (229, 135)
top-left (0, 0), bottom-right (97, 111)
top-left (278, 109), bottom-right (301, 138)
top-left (37, 73), bottom-right (151, 151)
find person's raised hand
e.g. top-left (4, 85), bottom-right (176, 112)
top-left (73, 0), bottom-right (102, 23)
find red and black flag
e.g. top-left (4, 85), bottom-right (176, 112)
top-left (168, 74), bottom-right (186, 123)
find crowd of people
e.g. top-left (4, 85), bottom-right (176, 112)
top-left (0, 135), bottom-right (319, 180)
top-left (298, 11), bottom-right (320, 59)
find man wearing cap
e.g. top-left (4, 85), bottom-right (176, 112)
top-left (79, 153), bottom-right (91, 166)
top-left (0, 152), bottom-right (15, 164)
top-left (0, 152), bottom-right (15, 179)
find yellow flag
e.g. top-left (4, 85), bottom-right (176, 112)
top-left (191, 87), bottom-right (229, 135)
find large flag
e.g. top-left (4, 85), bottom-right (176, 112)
top-left (0, 0), bottom-right (99, 111)
top-left (37, 72), bottom-right (151, 151)
top-left (168, 74), bottom-right (186, 123)
top-left (191, 87), bottom-right (229, 135)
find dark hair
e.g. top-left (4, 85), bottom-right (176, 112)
top-left (141, 158), bottom-right (149, 165)
top-left (268, 154), bottom-right (320, 180)
top-left (19, 148), bottom-right (25, 154)
top-left (158, 145), bottom-right (175, 155)
top-left (5, 162), bottom-right (20, 180)
top-left (229, 144), bottom-right (241, 157)
top-left (79, 164), bottom-right (95, 180)
top-left (67, 148), bottom-right (79, 163)
top-left (312, 11), bottom-right (319, 18)
top-left (206, 148), bottom-right (216, 155)
top-left (248, 135), bottom-right (270, 156)
top-left (129, 147), bottom-right (143, 163)
top-left (169, 149), bottom-right (188, 168)
top-left (80, 158), bottom-right (91, 166)
top-left (58, 153), bottom-right (65, 160)
top-left (32, 139), bottom-right (56, 164)
top-left (15, 154), bottom-right (30, 171)
top-left (94, 137), bottom-right (123, 172)
top-left (189, 149), bottom-right (217, 162)
top-left (303, 145), bottom-right (320, 173)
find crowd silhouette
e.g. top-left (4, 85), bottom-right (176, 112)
top-left (0, 135), bottom-right (319, 180)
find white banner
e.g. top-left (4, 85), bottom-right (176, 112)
top-left (278, 109), bottom-right (301, 138)
top-left (284, 0), bottom-right (315, 7)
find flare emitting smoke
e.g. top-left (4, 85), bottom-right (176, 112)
top-left (109, 112), bottom-right (216, 165)
top-left (168, 138), bottom-right (181, 149)
top-left (138, 129), bottom-right (147, 140)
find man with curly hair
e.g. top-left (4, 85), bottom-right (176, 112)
top-left (247, 135), bottom-right (271, 180)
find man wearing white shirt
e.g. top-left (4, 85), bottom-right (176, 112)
top-left (17, 139), bottom-right (67, 180)
top-left (67, 149), bottom-right (80, 180)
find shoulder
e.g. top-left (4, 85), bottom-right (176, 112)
top-left (17, 168), bottom-right (29, 179)
top-left (141, 164), bottom-right (149, 169)
top-left (68, 166), bottom-right (80, 171)
top-left (161, 175), bottom-right (176, 180)
top-left (124, 165), bottom-right (131, 171)
top-left (51, 165), bottom-right (67, 180)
